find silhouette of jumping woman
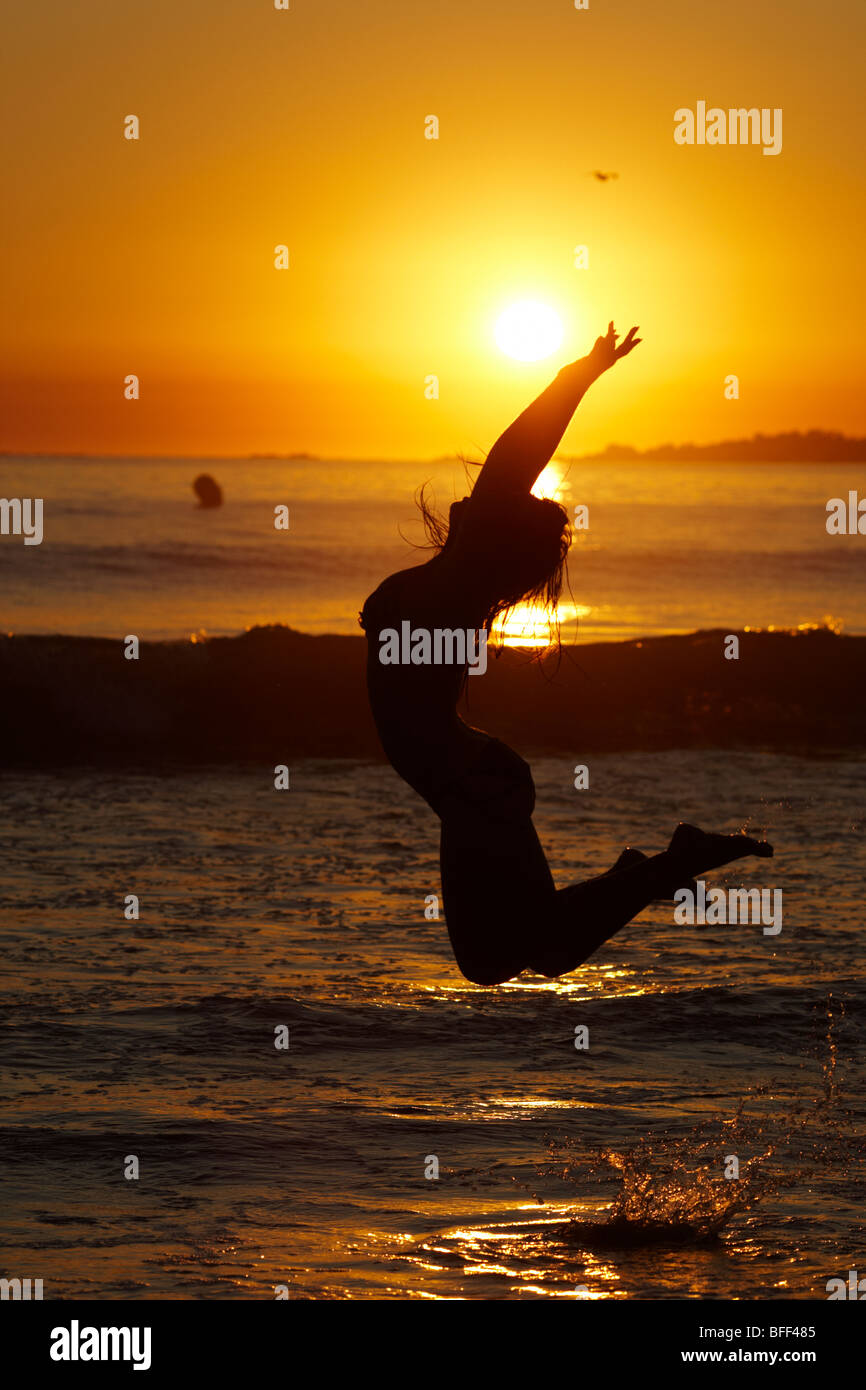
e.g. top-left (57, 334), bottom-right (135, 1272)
top-left (360, 323), bottom-right (773, 985)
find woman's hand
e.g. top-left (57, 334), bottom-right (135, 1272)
top-left (584, 322), bottom-right (642, 379)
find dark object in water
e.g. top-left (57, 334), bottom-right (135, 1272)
top-left (555, 1217), bottom-right (720, 1249)
top-left (193, 474), bottom-right (223, 508)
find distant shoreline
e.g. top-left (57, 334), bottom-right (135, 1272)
top-left (2, 430), bottom-right (865, 465)
top-left (565, 430), bottom-right (866, 464)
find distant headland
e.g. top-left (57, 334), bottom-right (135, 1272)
top-left (565, 430), bottom-right (866, 463)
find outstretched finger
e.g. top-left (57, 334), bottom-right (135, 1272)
top-left (615, 335), bottom-right (642, 357)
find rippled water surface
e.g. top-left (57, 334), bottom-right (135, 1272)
top-left (1, 458), bottom-right (864, 641)
top-left (1, 751), bottom-right (863, 1298)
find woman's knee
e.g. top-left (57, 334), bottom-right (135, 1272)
top-left (457, 956), bottom-right (521, 987)
top-left (447, 926), bottom-right (526, 986)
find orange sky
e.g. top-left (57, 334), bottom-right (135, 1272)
top-left (2, 0), bottom-right (864, 458)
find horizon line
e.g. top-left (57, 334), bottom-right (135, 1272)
top-left (1, 426), bottom-right (865, 466)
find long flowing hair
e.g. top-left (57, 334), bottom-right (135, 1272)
top-left (414, 480), bottom-right (572, 652)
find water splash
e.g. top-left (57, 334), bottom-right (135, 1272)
top-left (541, 1127), bottom-right (784, 1248)
top-left (537, 990), bottom-right (852, 1249)
top-left (818, 991), bottom-right (843, 1106)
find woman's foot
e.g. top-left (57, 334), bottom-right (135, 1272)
top-left (667, 821), bottom-right (773, 881)
top-left (606, 847), bottom-right (646, 873)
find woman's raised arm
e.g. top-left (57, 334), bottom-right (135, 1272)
top-left (472, 323), bottom-right (641, 500)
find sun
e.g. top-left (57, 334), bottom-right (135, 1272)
top-left (494, 299), bottom-right (564, 362)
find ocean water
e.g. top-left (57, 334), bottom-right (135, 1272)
top-left (1, 457), bottom-right (865, 641)
top-left (2, 750), bottom-right (863, 1300)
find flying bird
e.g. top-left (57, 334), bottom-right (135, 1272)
top-left (589, 170), bottom-right (619, 182)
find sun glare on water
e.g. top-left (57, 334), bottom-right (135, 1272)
top-left (493, 600), bottom-right (591, 648)
top-left (495, 300), bottom-right (564, 362)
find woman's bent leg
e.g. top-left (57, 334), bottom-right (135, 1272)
top-left (529, 852), bottom-right (681, 977)
top-left (439, 811), bottom-right (557, 985)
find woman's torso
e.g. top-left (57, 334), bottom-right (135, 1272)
top-left (359, 553), bottom-right (533, 817)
